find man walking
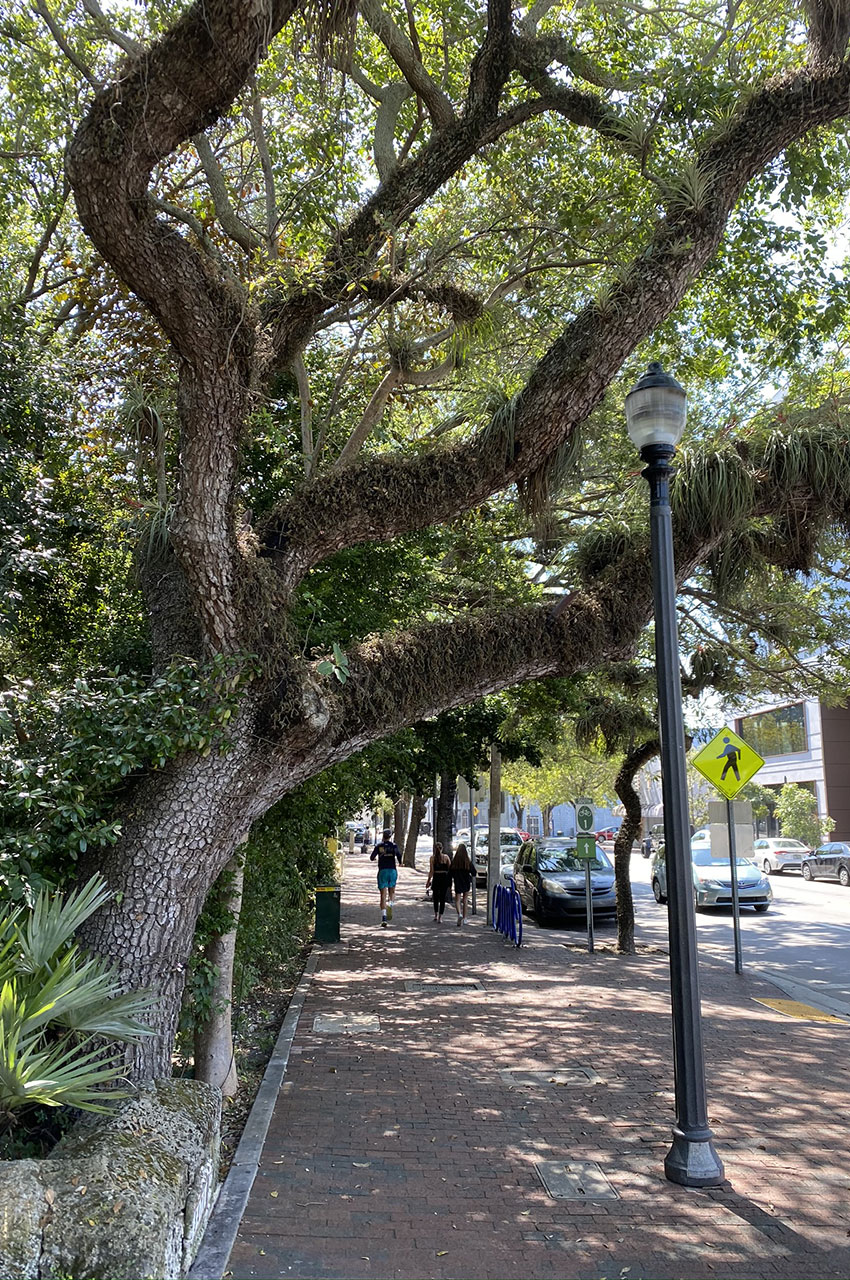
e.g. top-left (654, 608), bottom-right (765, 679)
top-left (718, 736), bottom-right (742, 783)
top-left (371, 827), bottom-right (403, 927)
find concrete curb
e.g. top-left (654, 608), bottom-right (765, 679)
top-left (186, 949), bottom-right (320, 1280)
top-left (749, 964), bottom-right (850, 1021)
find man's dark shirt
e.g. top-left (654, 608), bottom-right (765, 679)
top-left (371, 840), bottom-right (402, 870)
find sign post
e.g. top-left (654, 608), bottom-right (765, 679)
top-left (691, 727), bottom-right (764, 974)
top-left (574, 799), bottom-right (596, 954)
top-left (469, 784), bottom-right (476, 916)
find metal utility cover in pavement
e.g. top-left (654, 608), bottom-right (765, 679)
top-left (535, 1160), bottom-right (619, 1200)
top-left (312, 1014), bottom-right (380, 1033)
top-left (404, 980), bottom-right (483, 993)
top-left (501, 1066), bottom-right (604, 1087)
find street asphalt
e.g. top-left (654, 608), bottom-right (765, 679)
top-left (193, 846), bottom-right (850, 1280)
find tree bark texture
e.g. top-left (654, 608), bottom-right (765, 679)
top-left (393, 792), bottom-right (409, 851)
top-left (436, 773), bottom-right (456, 854)
top-left (613, 739), bottom-right (661, 954)
top-left (542, 804), bottom-right (553, 838)
top-left (403, 794), bottom-right (426, 867)
top-left (193, 850), bottom-right (246, 1097)
top-left (75, 708), bottom-right (275, 1078)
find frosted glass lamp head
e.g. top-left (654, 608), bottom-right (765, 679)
top-left (625, 362), bottom-right (687, 451)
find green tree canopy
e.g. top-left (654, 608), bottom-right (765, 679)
top-left (5, 0), bottom-right (850, 1075)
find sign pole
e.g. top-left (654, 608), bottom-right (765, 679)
top-left (726, 798), bottom-right (743, 974)
top-left (574, 799), bottom-right (596, 955)
top-left (692, 725), bottom-right (763, 977)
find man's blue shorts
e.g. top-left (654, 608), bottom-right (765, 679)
top-left (377, 867), bottom-right (398, 891)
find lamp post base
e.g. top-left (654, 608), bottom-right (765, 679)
top-left (664, 1131), bottom-right (725, 1187)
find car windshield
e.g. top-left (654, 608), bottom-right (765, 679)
top-left (774, 839), bottom-right (807, 850)
top-left (476, 832), bottom-right (522, 849)
top-left (692, 848), bottom-right (754, 867)
top-left (538, 845), bottom-right (612, 873)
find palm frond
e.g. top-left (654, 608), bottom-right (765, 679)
top-left (0, 876), bottom-right (154, 1122)
top-left (0, 1017), bottom-right (126, 1113)
top-left (15, 877), bottom-right (111, 973)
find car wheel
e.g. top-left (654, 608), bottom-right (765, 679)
top-left (652, 877), bottom-right (666, 905)
top-left (533, 892), bottom-right (548, 925)
top-left (839, 865), bottom-right (850, 888)
top-left (754, 903), bottom-right (769, 913)
top-left (762, 858), bottom-right (773, 875)
top-left (802, 862), bottom-right (813, 881)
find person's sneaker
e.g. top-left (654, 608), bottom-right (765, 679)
top-left (381, 918), bottom-right (388, 928)
top-left (456, 916), bottom-right (462, 926)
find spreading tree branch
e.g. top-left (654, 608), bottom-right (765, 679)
top-left (66, 0), bottom-right (300, 651)
top-left (261, 58), bottom-right (850, 591)
top-left (358, 0), bottom-right (455, 129)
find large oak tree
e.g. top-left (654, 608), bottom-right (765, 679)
top-left (16, 0), bottom-right (850, 1075)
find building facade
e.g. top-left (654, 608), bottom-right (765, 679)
top-left (733, 697), bottom-right (850, 841)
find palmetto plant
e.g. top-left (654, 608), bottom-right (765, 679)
top-left (0, 876), bottom-right (155, 1127)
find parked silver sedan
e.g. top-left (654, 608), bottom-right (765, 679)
top-left (753, 837), bottom-right (811, 875)
top-left (651, 846), bottom-right (773, 912)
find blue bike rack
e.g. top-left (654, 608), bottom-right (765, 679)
top-left (491, 878), bottom-right (522, 947)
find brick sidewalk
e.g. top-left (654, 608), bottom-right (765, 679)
top-left (224, 853), bottom-right (850, 1280)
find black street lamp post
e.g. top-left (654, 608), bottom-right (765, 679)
top-left (625, 362), bottom-right (725, 1188)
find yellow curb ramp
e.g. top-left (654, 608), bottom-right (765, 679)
top-left (753, 997), bottom-right (848, 1023)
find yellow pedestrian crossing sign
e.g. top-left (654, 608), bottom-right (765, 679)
top-left (692, 726), bottom-right (764, 799)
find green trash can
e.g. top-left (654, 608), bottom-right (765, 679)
top-left (315, 885), bottom-right (341, 942)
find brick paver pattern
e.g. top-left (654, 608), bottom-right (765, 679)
top-left (226, 854), bottom-right (850, 1280)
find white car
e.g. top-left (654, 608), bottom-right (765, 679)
top-left (472, 828), bottom-right (525, 884)
top-left (752, 837), bottom-right (810, 874)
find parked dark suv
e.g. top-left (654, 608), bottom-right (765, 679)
top-left (801, 843), bottom-right (850, 887)
top-left (512, 837), bottom-right (616, 924)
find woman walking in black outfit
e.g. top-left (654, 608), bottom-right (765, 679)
top-left (426, 842), bottom-right (453, 923)
top-left (451, 843), bottom-right (473, 926)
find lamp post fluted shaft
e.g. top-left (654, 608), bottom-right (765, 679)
top-left (642, 442), bottom-right (725, 1187)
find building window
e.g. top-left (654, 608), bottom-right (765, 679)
top-left (528, 816), bottom-right (541, 836)
top-left (738, 704), bottom-right (807, 757)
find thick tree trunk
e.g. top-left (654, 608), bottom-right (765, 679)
top-left (193, 848), bottom-right (245, 1097)
top-left (542, 804), bottom-right (553, 837)
top-left (403, 794), bottom-right (426, 867)
top-left (436, 772), bottom-right (456, 854)
top-left (76, 710), bottom-right (273, 1080)
top-left (512, 797), bottom-right (524, 828)
top-left (394, 791), bottom-right (409, 850)
top-left (613, 739), bottom-right (660, 954)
